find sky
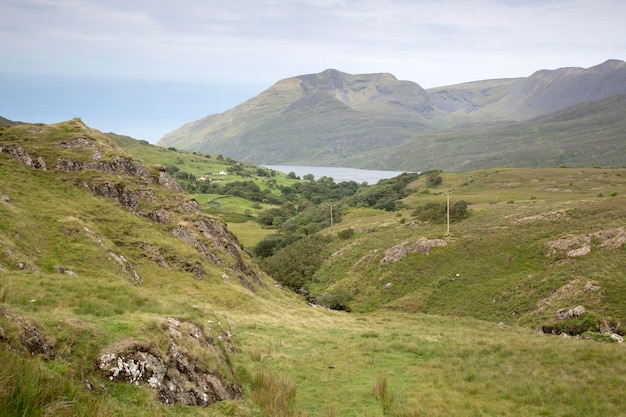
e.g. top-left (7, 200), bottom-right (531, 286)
top-left (1, 0), bottom-right (624, 142)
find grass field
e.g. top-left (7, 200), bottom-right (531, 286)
top-left (230, 307), bottom-right (626, 417)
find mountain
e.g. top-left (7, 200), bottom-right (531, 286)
top-left (159, 60), bottom-right (626, 170)
top-left (159, 69), bottom-right (437, 166)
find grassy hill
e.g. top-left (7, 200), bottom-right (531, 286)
top-left (1, 120), bottom-right (625, 416)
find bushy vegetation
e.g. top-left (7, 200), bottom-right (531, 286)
top-left (411, 200), bottom-right (469, 223)
top-left (259, 235), bottom-right (331, 293)
top-left (252, 173), bottom-right (422, 259)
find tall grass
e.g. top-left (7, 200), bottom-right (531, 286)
top-left (0, 349), bottom-right (113, 417)
top-left (251, 369), bottom-right (307, 417)
top-left (373, 370), bottom-right (395, 416)
top-left (0, 278), bottom-right (10, 303)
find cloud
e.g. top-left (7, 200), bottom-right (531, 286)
top-left (2, 0), bottom-right (624, 87)
top-left (1, 0), bottom-right (624, 140)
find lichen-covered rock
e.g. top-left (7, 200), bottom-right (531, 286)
top-left (98, 350), bottom-right (166, 388)
top-left (98, 318), bottom-right (242, 407)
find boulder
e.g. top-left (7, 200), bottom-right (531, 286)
top-left (555, 305), bottom-right (585, 320)
top-left (381, 238), bottom-right (447, 264)
top-left (584, 282), bottom-right (601, 293)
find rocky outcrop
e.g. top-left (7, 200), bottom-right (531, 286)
top-left (381, 239), bottom-right (448, 264)
top-left (81, 181), bottom-right (146, 212)
top-left (171, 219), bottom-right (263, 288)
top-left (0, 308), bottom-right (55, 359)
top-left (108, 251), bottom-right (142, 284)
top-left (56, 156), bottom-right (156, 184)
top-left (0, 145), bottom-right (47, 170)
top-left (192, 218), bottom-right (262, 288)
top-left (56, 137), bottom-right (104, 160)
top-left (98, 317), bottom-right (242, 407)
top-left (546, 227), bottom-right (626, 258)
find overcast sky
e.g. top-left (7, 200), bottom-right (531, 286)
top-left (1, 0), bottom-right (624, 142)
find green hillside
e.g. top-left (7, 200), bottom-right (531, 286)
top-left (345, 93), bottom-right (626, 171)
top-left (284, 169), bottom-right (626, 328)
top-left (1, 120), bottom-right (625, 416)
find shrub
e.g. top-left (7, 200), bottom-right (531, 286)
top-left (316, 290), bottom-right (353, 311)
top-left (260, 235), bottom-right (330, 291)
top-left (412, 200), bottom-right (469, 224)
top-left (426, 173), bottom-right (442, 187)
top-left (253, 234), bottom-right (302, 259)
top-left (337, 228), bottom-right (354, 240)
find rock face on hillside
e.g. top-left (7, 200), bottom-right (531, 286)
top-left (159, 60), bottom-right (626, 170)
top-left (380, 239), bottom-right (448, 264)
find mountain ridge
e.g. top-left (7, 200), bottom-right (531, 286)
top-left (159, 59), bottom-right (626, 170)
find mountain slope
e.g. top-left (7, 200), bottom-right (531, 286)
top-left (366, 92), bottom-right (626, 171)
top-left (160, 60), bottom-right (626, 170)
top-left (0, 115), bottom-right (23, 126)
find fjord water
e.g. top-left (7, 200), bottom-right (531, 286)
top-left (264, 165), bottom-right (405, 184)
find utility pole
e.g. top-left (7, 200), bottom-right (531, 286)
top-left (446, 190), bottom-right (453, 236)
top-left (329, 204), bottom-right (334, 228)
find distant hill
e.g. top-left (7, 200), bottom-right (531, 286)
top-left (159, 69), bottom-right (437, 166)
top-left (0, 115), bottom-right (23, 126)
top-left (159, 60), bottom-right (626, 170)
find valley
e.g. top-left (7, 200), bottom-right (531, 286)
top-left (1, 118), bottom-right (624, 416)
